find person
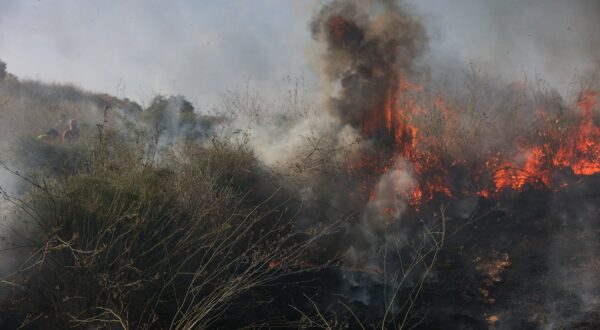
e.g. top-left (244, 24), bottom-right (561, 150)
top-left (62, 119), bottom-right (80, 142)
top-left (37, 128), bottom-right (59, 142)
top-left (54, 113), bottom-right (69, 131)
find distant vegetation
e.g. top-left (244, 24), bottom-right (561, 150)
top-left (0, 59), bottom-right (6, 80)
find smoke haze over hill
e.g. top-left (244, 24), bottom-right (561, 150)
top-left (1, 0), bottom-right (599, 108)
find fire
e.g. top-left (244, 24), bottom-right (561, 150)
top-left (570, 90), bottom-right (600, 175)
top-left (478, 90), bottom-right (600, 196)
top-left (486, 314), bottom-right (500, 330)
top-left (323, 9), bottom-right (600, 215)
top-left (486, 146), bottom-right (552, 193)
top-left (352, 76), bottom-right (456, 209)
top-left (351, 83), bottom-right (600, 213)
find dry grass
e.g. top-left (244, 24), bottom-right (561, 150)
top-left (0, 119), bottom-right (337, 328)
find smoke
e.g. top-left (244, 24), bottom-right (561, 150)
top-left (0, 164), bottom-right (34, 281)
top-left (538, 184), bottom-right (600, 328)
top-left (413, 0), bottom-right (600, 96)
top-left (310, 0), bottom-right (425, 133)
top-left (364, 158), bottom-right (415, 224)
top-left (0, 0), bottom-right (313, 108)
top-left (299, 1), bottom-right (600, 327)
top-left (345, 158), bottom-right (416, 268)
top-left (296, 0), bottom-right (429, 234)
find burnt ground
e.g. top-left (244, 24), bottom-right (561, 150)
top-left (222, 173), bottom-right (600, 329)
top-left (417, 174), bottom-right (600, 329)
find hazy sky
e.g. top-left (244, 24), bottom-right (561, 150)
top-left (0, 0), bottom-right (315, 109)
top-left (1, 0), bottom-right (598, 110)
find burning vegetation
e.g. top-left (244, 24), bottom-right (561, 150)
top-left (313, 1), bottom-right (600, 213)
top-left (0, 0), bottom-right (599, 329)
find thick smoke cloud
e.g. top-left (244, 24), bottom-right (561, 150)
top-left (310, 0), bottom-right (425, 131)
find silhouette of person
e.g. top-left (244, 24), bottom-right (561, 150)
top-left (54, 113), bottom-right (69, 131)
top-left (62, 119), bottom-right (80, 142)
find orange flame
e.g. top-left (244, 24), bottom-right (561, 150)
top-left (350, 78), bottom-right (600, 215)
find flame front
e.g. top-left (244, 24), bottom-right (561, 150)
top-left (350, 81), bottom-right (600, 210)
top-left (317, 10), bottom-right (600, 214)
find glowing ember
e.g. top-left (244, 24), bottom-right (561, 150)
top-left (486, 314), bottom-right (501, 330)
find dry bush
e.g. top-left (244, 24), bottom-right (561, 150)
top-left (289, 210), bottom-right (448, 330)
top-left (0, 123), bottom-right (336, 329)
